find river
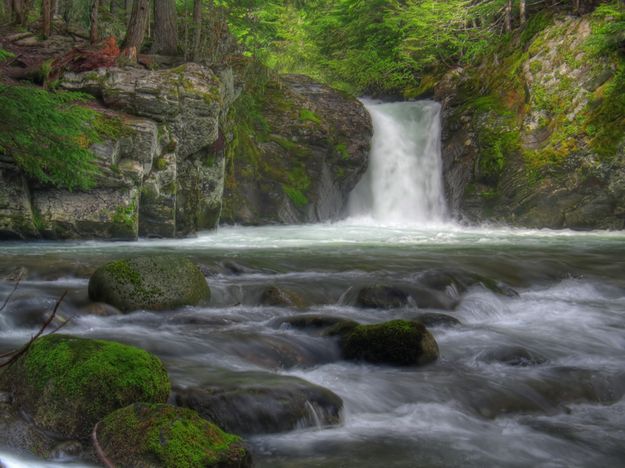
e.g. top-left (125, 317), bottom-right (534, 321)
top-left (0, 101), bottom-right (624, 467)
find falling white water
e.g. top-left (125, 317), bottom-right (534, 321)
top-left (348, 100), bottom-right (448, 224)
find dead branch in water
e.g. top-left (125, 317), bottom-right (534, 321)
top-left (0, 270), bottom-right (23, 313)
top-left (0, 290), bottom-right (70, 369)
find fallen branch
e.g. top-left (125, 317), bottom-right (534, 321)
top-left (0, 291), bottom-right (69, 368)
top-left (0, 270), bottom-right (24, 313)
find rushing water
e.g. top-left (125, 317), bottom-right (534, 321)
top-left (1, 225), bottom-right (625, 467)
top-left (1, 101), bottom-right (625, 467)
top-left (349, 100), bottom-right (447, 224)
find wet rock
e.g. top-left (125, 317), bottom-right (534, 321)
top-left (340, 320), bottom-right (439, 366)
top-left (260, 286), bottom-right (307, 308)
top-left (174, 371), bottom-right (343, 435)
top-left (88, 256), bottom-right (210, 312)
top-left (414, 313), bottom-right (461, 328)
top-left (80, 302), bottom-right (122, 317)
top-left (355, 284), bottom-right (456, 310)
top-left (94, 403), bottom-right (251, 468)
top-left (272, 314), bottom-right (358, 336)
top-left (465, 368), bottom-right (625, 419)
top-left (356, 285), bottom-right (409, 309)
top-left (478, 346), bottom-right (547, 367)
top-left (0, 334), bottom-right (170, 439)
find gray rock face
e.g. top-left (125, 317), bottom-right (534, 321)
top-left (437, 16), bottom-right (625, 229)
top-left (1, 64), bottom-right (232, 240)
top-left (222, 73), bottom-right (372, 225)
top-left (174, 371), bottom-right (343, 435)
top-left (0, 158), bottom-right (38, 240)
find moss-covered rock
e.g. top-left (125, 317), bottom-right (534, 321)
top-left (94, 403), bottom-right (251, 468)
top-left (340, 320), bottom-right (439, 366)
top-left (0, 334), bottom-right (170, 439)
top-left (88, 256), bottom-right (210, 312)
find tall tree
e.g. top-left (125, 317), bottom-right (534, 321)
top-left (11, 0), bottom-right (26, 25)
top-left (191, 0), bottom-right (202, 60)
top-left (90, 0), bottom-right (99, 44)
top-left (152, 0), bottom-right (178, 55)
top-left (520, 0), bottom-right (526, 25)
top-left (122, 0), bottom-right (149, 59)
top-left (42, 0), bottom-right (52, 37)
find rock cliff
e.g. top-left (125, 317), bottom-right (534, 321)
top-left (0, 60), bottom-right (371, 239)
top-left (437, 12), bottom-right (625, 229)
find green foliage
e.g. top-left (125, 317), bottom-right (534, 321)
top-left (0, 49), bottom-right (15, 62)
top-left (0, 85), bottom-right (124, 190)
top-left (587, 1), bottom-right (625, 55)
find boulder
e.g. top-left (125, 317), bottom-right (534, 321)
top-left (94, 403), bottom-right (251, 468)
top-left (0, 334), bottom-right (170, 439)
top-left (88, 256), bottom-right (210, 312)
top-left (478, 346), bottom-right (547, 367)
top-left (174, 371), bottom-right (343, 435)
top-left (221, 72), bottom-right (372, 225)
top-left (340, 320), bottom-right (439, 366)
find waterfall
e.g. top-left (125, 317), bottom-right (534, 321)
top-left (348, 100), bottom-right (448, 224)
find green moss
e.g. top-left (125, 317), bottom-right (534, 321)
top-left (154, 157), bottom-right (169, 171)
top-left (335, 143), bottom-right (350, 160)
top-left (299, 108), bottom-right (322, 125)
top-left (98, 403), bottom-right (248, 468)
top-left (340, 320), bottom-right (439, 366)
top-left (282, 185), bottom-right (309, 207)
top-left (3, 334), bottom-right (170, 438)
top-left (112, 200), bottom-right (137, 231)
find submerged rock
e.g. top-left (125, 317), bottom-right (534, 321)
top-left (259, 286), bottom-right (307, 308)
top-left (88, 256), bottom-right (210, 312)
top-left (340, 320), bottom-right (439, 366)
top-left (414, 313), bottom-right (461, 328)
top-left (174, 371), bottom-right (343, 435)
top-left (0, 334), bottom-right (170, 439)
top-left (354, 284), bottom-right (457, 310)
top-left (478, 346), bottom-right (547, 367)
top-left (272, 314), bottom-right (358, 336)
top-left (94, 403), bottom-right (251, 468)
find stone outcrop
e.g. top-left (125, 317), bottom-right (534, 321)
top-left (437, 15), bottom-right (625, 229)
top-left (0, 63), bottom-right (236, 240)
top-left (1, 61), bottom-right (372, 239)
top-left (221, 73), bottom-right (372, 225)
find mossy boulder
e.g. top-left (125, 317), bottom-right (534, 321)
top-left (88, 256), bottom-right (210, 312)
top-left (1, 334), bottom-right (170, 439)
top-left (340, 320), bottom-right (439, 366)
top-left (94, 403), bottom-right (251, 468)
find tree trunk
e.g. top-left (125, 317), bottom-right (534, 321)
top-left (42, 0), bottom-right (52, 37)
top-left (520, 0), bottom-right (526, 25)
top-left (573, 0), bottom-right (581, 15)
top-left (191, 0), bottom-right (202, 60)
top-left (152, 0), bottom-right (178, 55)
top-left (122, 0), bottom-right (149, 59)
top-left (504, 0), bottom-right (512, 33)
top-left (89, 0), bottom-right (99, 44)
top-left (12, 0), bottom-right (25, 25)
